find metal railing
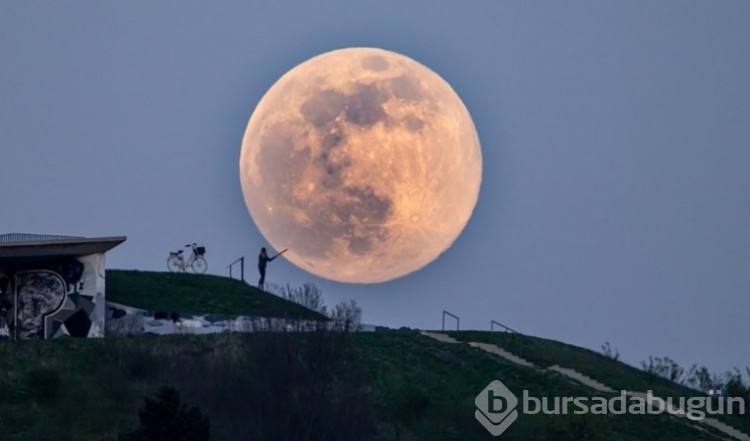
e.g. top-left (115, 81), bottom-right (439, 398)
top-left (491, 319), bottom-right (519, 333)
top-left (227, 256), bottom-right (245, 282)
top-left (442, 310), bottom-right (459, 331)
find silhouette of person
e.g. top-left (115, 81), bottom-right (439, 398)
top-left (257, 247), bottom-right (277, 290)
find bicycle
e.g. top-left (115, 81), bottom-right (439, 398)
top-left (167, 243), bottom-right (208, 274)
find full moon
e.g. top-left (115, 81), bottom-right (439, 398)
top-left (240, 48), bottom-right (482, 284)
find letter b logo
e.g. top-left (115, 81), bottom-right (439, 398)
top-left (475, 380), bottom-right (519, 436)
top-left (488, 389), bottom-right (509, 414)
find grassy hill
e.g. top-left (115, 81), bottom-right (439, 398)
top-left (106, 269), bottom-right (326, 321)
top-left (355, 331), bottom-right (745, 441)
top-left (1, 330), bottom-right (746, 440)
top-left (447, 331), bottom-right (750, 436)
top-left (0, 272), bottom-right (746, 440)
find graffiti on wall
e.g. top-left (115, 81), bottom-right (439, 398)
top-left (16, 271), bottom-right (67, 339)
top-left (0, 272), bottom-right (11, 339)
top-left (0, 254), bottom-right (106, 340)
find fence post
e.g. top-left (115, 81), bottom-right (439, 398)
top-left (227, 256), bottom-right (246, 282)
top-left (442, 310), bottom-right (459, 331)
top-left (490, 319), bottom-right (519, 334)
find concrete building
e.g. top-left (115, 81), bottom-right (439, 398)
top-left (0, 233), bottom-right (126, 340)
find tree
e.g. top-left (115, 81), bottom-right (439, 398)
top-left (268, 282), bottom-right (328, 316)
top-left (640, 356), bottom-right (686, 383)
top-left (120, 387), bottom-right (210, 441)
top-left (266, 282), bottom-right (363, 332)
top-left (330, 299), bottom-right (362, 331)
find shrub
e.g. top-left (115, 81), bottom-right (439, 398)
top-left (119, 386), bottom-right (210, 441)
top-left (600, 342), bottom-right (619, 361)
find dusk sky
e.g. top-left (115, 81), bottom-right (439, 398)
top-left (2, 2), bottom-right (748, 376)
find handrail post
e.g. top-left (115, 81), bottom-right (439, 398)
top-left (442, 310), bottom-right (459, 331)
top-left (491, 319), bottom-right (519, 334)
top-left (227, 256), bottom-right (246, 282)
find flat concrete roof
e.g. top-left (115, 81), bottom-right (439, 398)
top-left (0, 235), bottom-right (127, 264)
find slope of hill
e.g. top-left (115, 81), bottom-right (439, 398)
top-left (2, 273), bottom-right (745, 439)
top-left (1, 330), bottom-right (746, 440)
top-left (105, 269), bottom-right (326, 321)
top-left (447, 330), bottom-right (750, 438)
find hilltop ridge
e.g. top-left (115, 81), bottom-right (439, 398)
top-left (106, 269), bottom-right (326, 321)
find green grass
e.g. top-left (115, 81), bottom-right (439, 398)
top-left (2, 266), bottom-right (746, 440)
top-left (358, 330), bottom-right (740, 441)
top-left (106, 269), bottom-right (326, 320)
top-left (447, 331), bottom-right (750, 435)
top-left (0, 331), bottom-right (737, 441)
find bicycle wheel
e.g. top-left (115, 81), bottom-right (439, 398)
top-left (191, 256), bottom-right (207, 274)
top-left (167, 256), bottom-right (182, 273)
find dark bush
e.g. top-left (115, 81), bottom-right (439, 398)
top-left (119, 386), bottom-right (210, 441)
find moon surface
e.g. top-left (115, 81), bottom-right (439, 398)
top-left (240, 47), bottom-right (481, 284)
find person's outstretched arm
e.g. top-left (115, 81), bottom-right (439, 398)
top-left (270, 249), bottom-right (288, 261)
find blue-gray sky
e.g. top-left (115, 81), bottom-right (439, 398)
top-left (2, 1), bottom-right (748, 375)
